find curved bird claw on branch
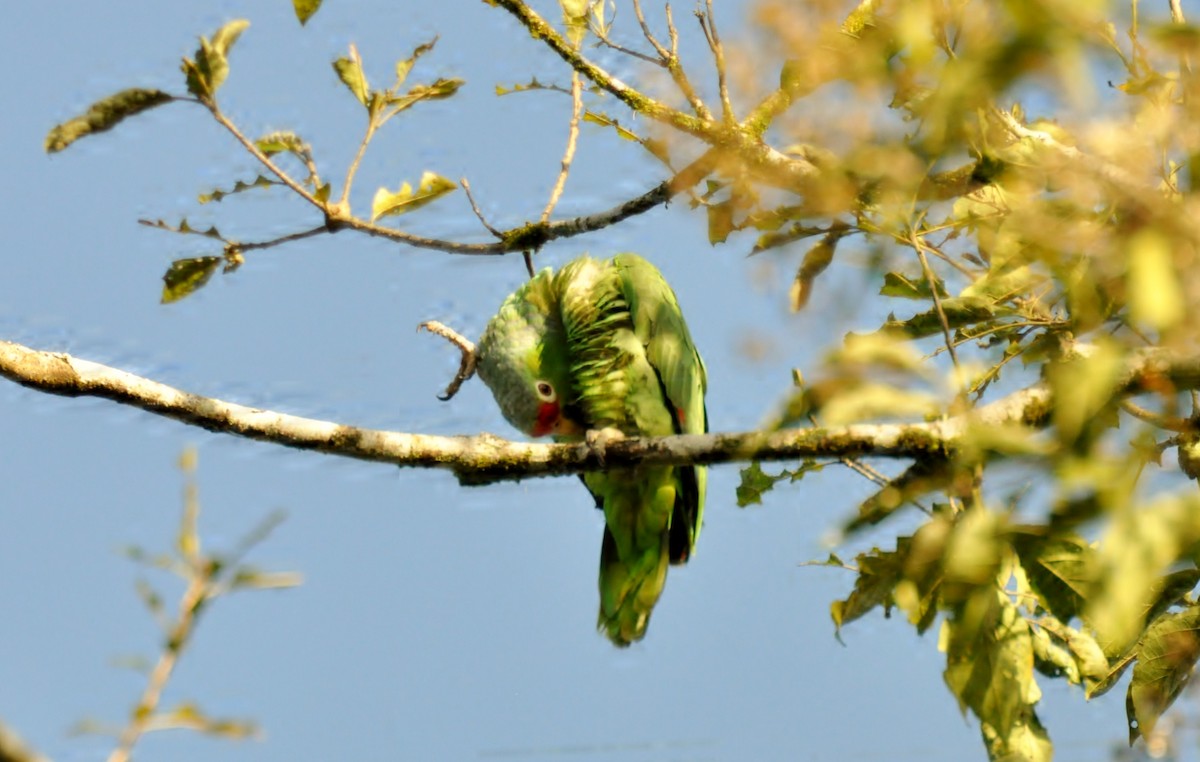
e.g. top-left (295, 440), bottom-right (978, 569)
top-left (418, 320), bottom-right (477, 400)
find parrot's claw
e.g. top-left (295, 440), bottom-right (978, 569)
top-left (418, 320), bottom-right (478, 401)
top-left (585, 427), bottom-right (625, 467)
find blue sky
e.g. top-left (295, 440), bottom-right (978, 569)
top-left (0, 1), bottom-right (1140, 760)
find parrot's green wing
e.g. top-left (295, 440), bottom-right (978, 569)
top-left (555, 253), bottom-right (707, 645)
top-left (613, 253), bottom-right (708, 562)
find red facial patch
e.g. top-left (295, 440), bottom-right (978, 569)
top-left (676, 406), bottom-right (686, 426)
top-left (532, 401), bottom-right (560, 437)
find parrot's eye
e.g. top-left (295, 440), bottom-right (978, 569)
top-left (535, 381), bottom-right (556, 402)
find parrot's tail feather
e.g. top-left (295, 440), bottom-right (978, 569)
top-left (597, 528), bottom-right (671, 647)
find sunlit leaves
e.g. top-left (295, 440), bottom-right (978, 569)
top-left (333, 47), bottom-right (370, 107)
top-left (182, 19), bottom-right (250, 100)
top-left (879, 271), bottom-right (948, 300)
top-left (1046, 341), bottom-right (1124, 448)
top-left (1085, 494), bottom-right (1200, 660)
top-left (830, 543), bottom-right (906, 634)
top-left (1127, 606), bottom-right (1200, 745)
top-left (198, 175), bottom-right (276, 204)
top-left (371, 171), bottom-right (457, 221)
top-left (384, 77), bottom-right (463, 115)
top-left (789, 230), bottom-right (842, 312)
top-left (161, 258), bottom-right (221, 304)
top-left (255, 131), bottom-right (307, 157)
top-left (293, 0), bottom-right (322, 25)
top-left (394, 38), bottom-right (437, 91)
top-left (942, 590), bottom-right (1052, 762)
top-left (1011, 532), bottom-right (1093, 622)
top-left (333, 40), bottom-right (462, 118)
top-left (735, 462), bottom-right (775, 507)
top-left (879, 296), bottom-right (1016, 340)
top-left (1127, 229), bottom-right (1184, 332)
top-left (45, 89), bottom-right (174, 153)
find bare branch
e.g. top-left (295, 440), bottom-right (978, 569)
top-left (540, 70), bottom-right (584, 224)
top-left (6, 339), bottom-right (1200, 484)
top-left (460, 178), bottom-right (503, 238)
top-left (698, 0), bottom-right (735, 123)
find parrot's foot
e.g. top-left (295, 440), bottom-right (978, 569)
top-left (586, 427), bottom-right (625, 467)
top-left (418, 320), bottom-right (478, 401)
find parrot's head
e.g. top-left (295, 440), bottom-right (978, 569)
top-left (476, 270), bottom-right (582, 438)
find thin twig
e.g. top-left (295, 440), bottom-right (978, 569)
top-left (541, 71), bottom-right (585, 224)
top-left (632, 0), bottom-right (713, 120)
top-left (699, 0), bottom-right (735, 123)
top-left (1120, 399), bottom-right (1193, 432)
top-left (339, 120), bottom-right (378, 210)
top-left (238, 225), bottom-right (329, 252)
top-left (911, 228), bottom-right (963, 381)
top-left (206, 105), bottom-right (325, 212)
top-left (460, 179), bottom-right (503, 238)
top-left (107, 570), bottom-right (210, 762)
top-left (488, 0), bottom-right (708, 138)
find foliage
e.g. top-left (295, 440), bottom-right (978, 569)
top-left (72, 449), bottom-right (299, 762)
top-left (34, 0), bottom-right (1200, 759)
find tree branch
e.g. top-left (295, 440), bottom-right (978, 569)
top-left (6, 339), bottom-right (1197, 485)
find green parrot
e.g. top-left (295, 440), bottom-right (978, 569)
top-left (475, 253), bottom-right (708, 646)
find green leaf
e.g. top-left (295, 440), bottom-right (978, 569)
top-left (879, 271), bottom-right (949, 300)
top-left (255, 130), bottom-right (310, 158)
top-left (1036, 617), bottom-right (1108, 692)
top-left (943, 590), bottom-right (1051, 761)
top-left (139, 218), bottom-right (224, 241)
top-left (370, 171), bottom-right (457, 221)
top-left (161, 257), bottom-right (221, 304)
top-left (583, 111), bottom-right (640, 142)
top-left (198, 174), bottom-right (275, 204)
top-left (1047, 340), bottom-right (1124, 448)
top-left (384, 77), bottom-right (464, 114)
top-left (830, 544), bottom-right (907, 634)
top-left (789, 231), bottom-right (841, 312)
top-left (393, 38), bottom-right (438, 91)
top-left (183, 19), bottom-right (250, 99)
top-left (819, 383), bottom-right (941, 426)
top-left (879, 296), bottom-right (1014, 340)
top-left (1086, 494), bottom-right (1200, 660)
top-left (960, 264), bottom-right (1043, 303)
top-left (1127, 606), bottom-right (1200, 745)
top-left (941, 507), bottom-right (1004, 603)
top-left (45, 88), bottom-right (174, 153)
top-left (735, 462), bottom-right (779, 507)
top-left (707, 200), bottom-right (734, 245)
top-left (293, 0), bottom-right (322, 25)
top-left (333, 53), bottom-right (370, 107)
top-left (1011, 531), bottom-right (1095, 622)
top-left (1128, 228), bottom-right (1184, 332)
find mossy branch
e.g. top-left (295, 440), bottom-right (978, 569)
top-left (4, 339), bottom-right (1197, 485)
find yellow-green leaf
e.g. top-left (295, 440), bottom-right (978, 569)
top-left (293, 0), bottom-right (322, 25)
top-left (184, 19), bottom-right (250, 98)
top-left (830, 544), bottom-right (907, 633)
top-left (255, 130), bottom-right (309, 157)
top-left (333, 53), bottom-right (370, 107)
top-left (394, 38), bottom-right (438, 91)
top-left (789, 231), bottom-right (842, 312)
top-left (371, 171), bottom-right (456, 221)
top-left (198, 174), bottom-right (275, 204)
top-left (1127, 606), bottom-right (1200, 745)
top-left (385, 77), bottom-right (464, 114)
top-left (45, 89), bottom-right (173, 153)
top-left (707, 200), bottom-right (734, 245)
top-left (1127, 228), bottom-right (1184, 332)
top-left (161, 257), bottom-right (221, 304)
